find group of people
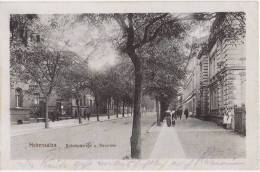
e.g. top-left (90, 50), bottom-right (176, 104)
top-left (223, 107), bottom-right (233, 129)
top-left (164, 108), bottom-right (188, 127)
top-left (164, 106), bottom-right (234, 129)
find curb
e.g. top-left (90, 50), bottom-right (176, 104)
top-left (11, 115), bottom-right (133, 137)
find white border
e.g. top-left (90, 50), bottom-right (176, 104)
top-left (0, 1), bottom-right (258, 170)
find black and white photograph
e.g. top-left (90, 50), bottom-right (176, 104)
top-left (0, 1), bottom-right (259, 170)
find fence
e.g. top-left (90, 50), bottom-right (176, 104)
top-left (234, 106), bottom-right (246, 136)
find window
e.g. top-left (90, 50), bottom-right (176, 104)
top-left (33, 93), bottom-right (40, 105)
top-left (210, 86), bottom-right (218, 110)
top-left (15, 88), bottom-right (23, 107)
top-left (220, 84), bottom-right (224, 108)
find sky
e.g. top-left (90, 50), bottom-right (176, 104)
top-left (38, 14), bottom-right (121, 72)
top-left (37, 14), bottom-right (212, 72)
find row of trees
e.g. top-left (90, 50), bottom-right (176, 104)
top-left (10, 12), bottom-right (245, 159)
top-left (9, 13), bottom-right (197, 158)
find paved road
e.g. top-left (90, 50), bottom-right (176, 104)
top-left (11, 113), bottom-right (157, 160)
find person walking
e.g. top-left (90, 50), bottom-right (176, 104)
top-left (171, 110), bottom-right (176, 119)
top-left (189, 111), bottom-right (192, 118)
top-left (223, 107), bottom-right (228, 129)
top-left (179, 109), bottom-right (182, 119)
top-left (171, 110), bottom-right (176, 126)
top-left (226, 107), bottom-right (232, 129)
top-left (87, 111), bottom-right (91, 121)
top-left (84, 110), bottom-right (87, 120)
top-left (184, 108), bottom-right (189, 120)
top-left (165, 110), bottom-right (172, 127)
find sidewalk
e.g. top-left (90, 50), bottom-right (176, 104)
top-left (148, 117), bottom-right (245, 159)
top-left (149, 121), bottom-right (186, 159)
top-left (11, 113), bottom-right (132, 137)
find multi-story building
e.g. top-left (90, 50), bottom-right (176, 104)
top-left (10, 30), bottom-right (95, 124)
top-left (207, 39), bottom-right (245, 127)
top-left (181, 53), bottom-right (201, 117)
top-left (197, 50), bottom-right (210, 120)
top-left (10, 75), bottom-right (95, 124)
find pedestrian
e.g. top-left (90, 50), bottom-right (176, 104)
top-left (223, 107), bottom-right (228, 129)
top-left (84, 110), bottom-right (87, 120)
top-left (184, 108), bottom-right (189, 119)
top-left (51, 112), bottom-right (55, 122)
top-left (178, 109), bottom-right (182, 119)
top-left (189, 111), bottom-right (192, 118)
top-left (171, 110), bottom-right (176, 126)
top-left (87, 111), bottom-right (91, 121)
top-left (165, 110), bottom-right (172, 127)
top-left (226, 107), bottom-right (232, 129)
top-left (171, 110), bottom-right (176, 119)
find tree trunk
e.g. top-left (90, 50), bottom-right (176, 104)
top-left (76, 99), bottom-right (82, 124)
top-left (156, 98), bottom-right (160, 126)
top-left (45, 96), bottom-right (49, 128)
top-left (116, 100), bottom-right (119, 118)
top-left (160, 99), bottom-right (169, 122)
top-left (130, 58), bottom-right (142, 159)
top-left (131, 105), bottom-right (133, 116)
top-left (122, 100), bottom-right (125, 117)
top-left (96, 103), bottom-right (99, 121)
top-left (107, 99), bottom-right (110, 119)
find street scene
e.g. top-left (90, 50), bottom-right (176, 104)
top-left (11, 113), bottom-right (245, 159)
top-left (10, 12), bottom-right (246, 160)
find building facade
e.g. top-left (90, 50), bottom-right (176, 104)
top-left (181, 38), bottom-right (245, 128)
top-left (10, 76), bottom-right (95, 124)
top-left (181, 55), bottom-right (201, 117)
top-left (208, 40), bottom-right (246, 127)
top-left (71, 92), bottom-right (95, 118)
top-left (197, 52), bottom-right (210, 120)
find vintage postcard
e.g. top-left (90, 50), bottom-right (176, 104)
top-left (0, 1), bottom-right (259, 170)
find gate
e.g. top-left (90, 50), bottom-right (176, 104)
top-left (234, 106), bottom-right (246, 136)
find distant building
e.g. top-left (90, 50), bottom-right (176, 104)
top-left (197, 50), bottom-right (210, 120)
top-left (181, 53), bottom-right (201, 117)
top-left (10, 77), bottom-right (63, 124)
top-left (181, 37), bottom-right (207, 118)
top-left (10, 75), bottom-right (95, 124)
top-left (10, 28), bottom-right (95, 124)
top-left (71, 91), bottom-right (95, 118)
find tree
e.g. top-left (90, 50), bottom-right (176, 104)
top-left (142, 38), bottom-right (186, 125)
top-left (193, 12), bottom-right (245, 54)
top-left (10, 14), bottom-right (38, 46)
top-left (107, 60), bottom-right (134, 117)
top-left (87, 59), bottom-right (134, 119)
top-left (11, 45), bottom-right (70, 128)
top-left (57, 53), bottom-right (90, 124)
top-left (108, 13), bottom-right (191, 158)
top-left (87, 71), bottom-right (110, 121)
